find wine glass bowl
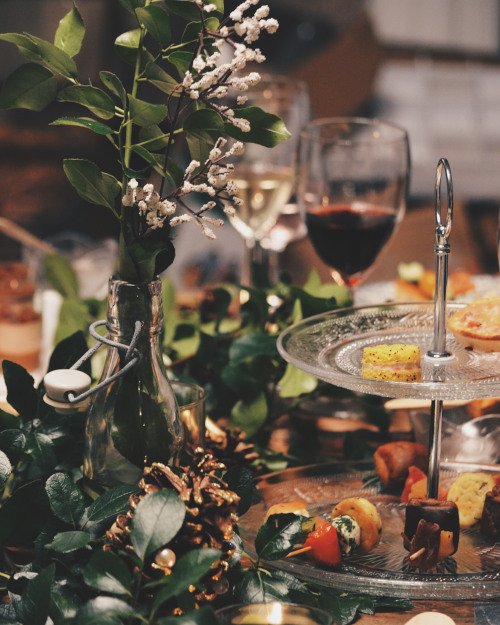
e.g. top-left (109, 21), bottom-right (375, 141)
top-left (298, 117), bottom-right (410, 288)
top-left (228, 74), bottom-right (310, 285)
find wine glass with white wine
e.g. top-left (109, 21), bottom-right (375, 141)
top-left (228, 74), bottom-right (310, 286)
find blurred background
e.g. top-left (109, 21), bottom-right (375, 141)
top-left (1, 0), bottom-right (500, 288)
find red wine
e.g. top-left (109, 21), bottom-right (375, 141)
top-left (306, 202), bottom-right (397, 280)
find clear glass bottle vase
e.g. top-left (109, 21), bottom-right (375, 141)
top-left (83, 277), bottom-right (184, 489)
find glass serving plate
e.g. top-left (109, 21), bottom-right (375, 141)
top-left (277, 302), bottom-right (500, 401)
top-left (239, 462), bottom-right (500, 600)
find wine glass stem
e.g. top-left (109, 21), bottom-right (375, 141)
top-left (242, 238), bottom-right (271, 287)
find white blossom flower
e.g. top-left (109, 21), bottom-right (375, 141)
top-left (223, 205), bottom-right (236, 216)
top-left (170, 215), bottom-right (193, 227)
top-left (185, 160), bottom-right (201, 177)
top-left (192, 56), bottom-right (206, 72)
top-left (158, 200), bottom-right (176, 216)
top-left (231, 117), bottom-right (251, 132)
top-left (204, 3), bottom-right (217, 12)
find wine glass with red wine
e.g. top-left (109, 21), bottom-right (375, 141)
top-left (298, 117), bottom-right (410, 289)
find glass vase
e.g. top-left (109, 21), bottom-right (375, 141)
top-left (83, 277), bottom-right (184, 490)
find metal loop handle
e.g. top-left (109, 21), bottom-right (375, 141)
top-left (434, 157), bottom-right (453, 240)
top-left (66, 320), bottom-right (143, 404)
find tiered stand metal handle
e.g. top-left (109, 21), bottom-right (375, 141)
top-left (425, 158), bottom-right (454, 498)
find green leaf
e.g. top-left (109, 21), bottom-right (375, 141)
top-left (131, 490), bottom-right (185, 561)
top-left (224, 464), bottom-right (255, 515)
top-left (75, 597), bottom-right (135, 624)
top-left (290, 286), bottom-right (341, 317)
top-left (0, 63), bottom-right (57, 111)
top-left (57, 84), bottom-right (115, 119)
top-left (114, 28), bottom-right (141, 64)
top-left (164, 0), bottom-right (201, 21)
top-left (63, 158), bottom-right (120, 213)
top-left (144, 60), bottom-right (179, 95)
top-left (54, 3), bottom-right (85, 57)
top-left (184, 108), bottom-right (224, 161)
top-left (303, 269), bottom-right (352, 306)
top-left (278, 297), bottom-right (317, 404)
top-left (229, 333), bottom-right (279, 363)
top-left (221, 363), bottom-right (260, 397)
top-left (168, 50), bottom-right (194, 76)
top-left (54, 297), bottom-right (92, 344)
top-left (51, 115), bottom-right (114, 135)
top-left (316, 590), bottom-right (412, 625)
top-left (118, 0), bottom-right (145, 12)
top-left (184, 109), bottom-right (224, 137)
top-left (0, 409), bottom-right (19, 433)
top-left (0, 451), bottom-right (11, 491)
top-left (83, 551), bottom-right (132, 596)
top-left (130, 145), bottom-right (165, 176)
top-left (45, 473), bottom-right (85, 526)
top-left (157, 606), bottom-right (218, 625)
top-left (182, 17), bottom-right (219, 43)
top-left (0, 33), bottom-right (77, 78)
top-left (235, 569), bottom-right (291, 604)
top-left (128, 94), bottom-right (167, 127)
top-left (0, 481), bottom-right (50, 546)
top-left (2, 360), bottom-right (38, 421)
top-left (0, 33), bottom-right (40, 61)
top-left (48, 530), bottom-right (90, 553)
top-left (25, 433), bottom-right (57, 475)
top-left (86, 484), bottom-right (138, 523)
top-left (124, 234), bottom-right (175, 283)
top-left (225, 106), bottom-right (291, 147)
top-left (151, 548), bottom-right (221, 613)
top-left (47, 330), bottom-right (90, 375)
top-left (136, 5), bottom-right (171, 46)
top-left (100, 71), bottom-right (126, 106)
top-left (231, 391), bottom-right (267, 437)
top-left (0, 429), bottom-right (26, 464)
top-left (137, 125), bottom-right (169, 151)
top-left (43, 252), bottom-right (79, 298)
top-left (16, 564), bottom-right (55, 625)
top-left (255, 513), bottom-right (307, 560)
top-left (278, 363), bottom-right (317, 398)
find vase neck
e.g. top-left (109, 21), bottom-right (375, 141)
top-left (106, 278), bottom-right (164, 341)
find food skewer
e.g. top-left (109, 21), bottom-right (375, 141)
top-left (425, 158), bottom-right (454, 499)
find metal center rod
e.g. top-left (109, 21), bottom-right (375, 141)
top-left (426, 158), bottom-right (453, 499)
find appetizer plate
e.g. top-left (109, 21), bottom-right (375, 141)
top-left (354, 274), bottom-right (500, 307)
top-left (277, 302), bottom-right (500, 401)
top-left (239, 462), bottom-right (500, 600)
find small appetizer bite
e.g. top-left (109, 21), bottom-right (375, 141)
top-left (361, 343), bottom-right (422, 382)
top-left (480, 484), bottom-right (500, 539)
top-left (447, 472), bottom-right (495, 528)
top-left (331, 497), bottom-right (382, 554)
top-left (264, 499), bottom-right (309, 522)
top-left (400, 466), bottom-right (427, 503)
top-left (401, 466), bottom-right (447, 502)
top-left (374, 441), bottom-right (428, 489)
top-left (330, 515), bottom-right (361, 556)
top-left (403, 498), bottom-right (460, 570)
top-left (448, 296), bottom-right (500, 352)
top-left (303, 523), bottom-right (341, 567)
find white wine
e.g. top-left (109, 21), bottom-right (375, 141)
top-left (229, 164), bottom-right (294, 241)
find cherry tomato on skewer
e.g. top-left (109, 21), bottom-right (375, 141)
top-left (303, 522), bottom-right (341, 567)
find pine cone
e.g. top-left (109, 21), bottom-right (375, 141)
top-left (106, 450), bottom-right (240, 609)
top-left (206, 426), bottom-right (259, 470)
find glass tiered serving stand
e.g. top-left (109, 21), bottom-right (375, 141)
top-left (239, 160), bottom-right (500, 599)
